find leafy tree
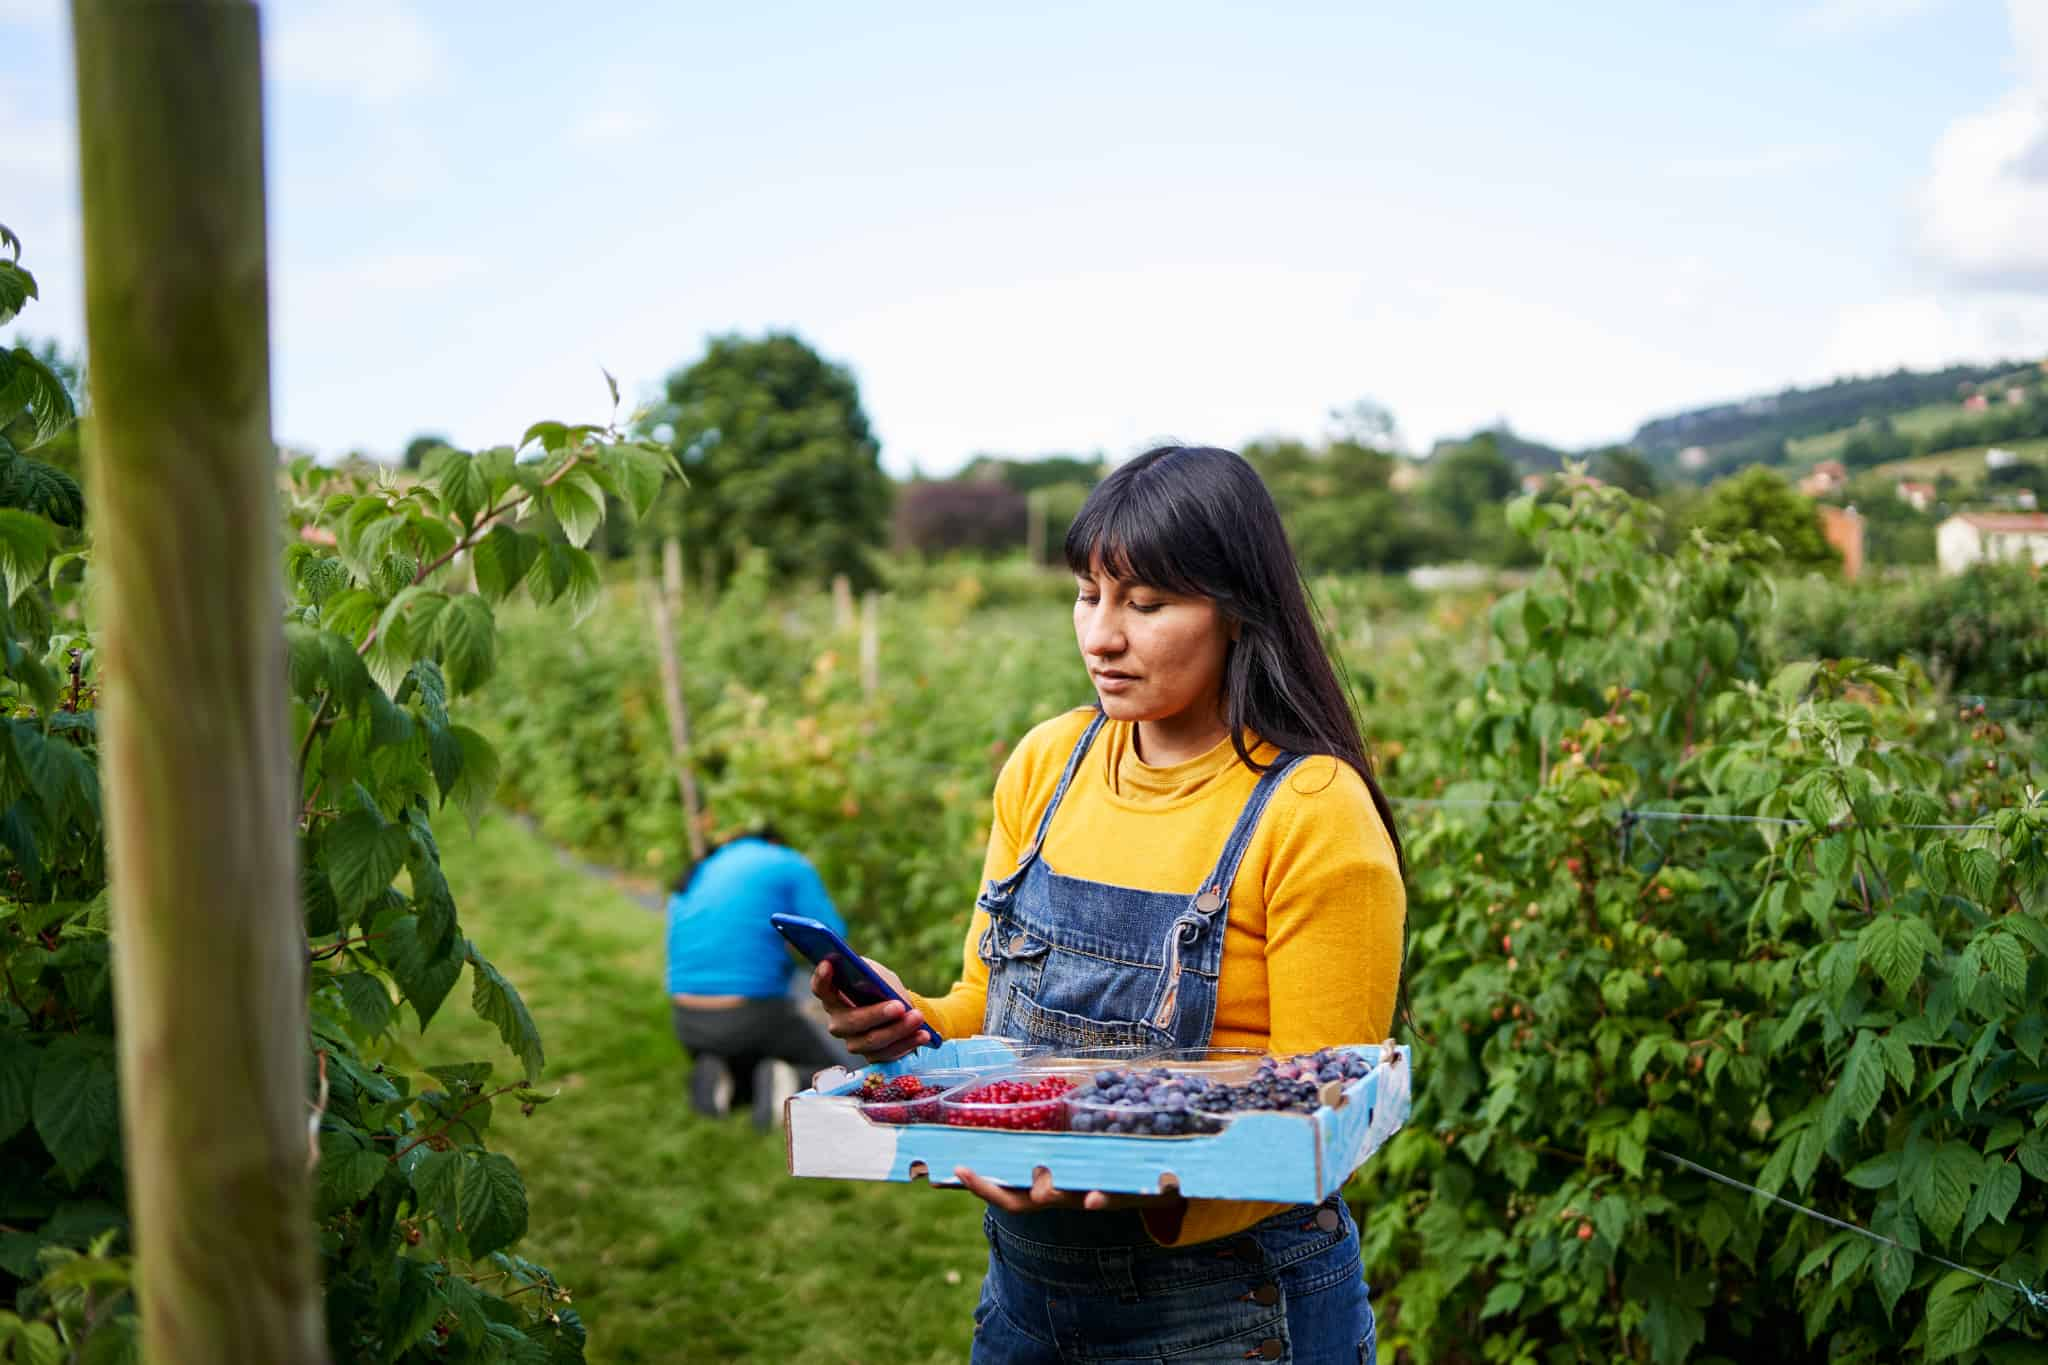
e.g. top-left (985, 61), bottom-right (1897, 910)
top-left (648, 332), bottom-right (889, 589)
top-left (1687, 466), bottom-right (1838, 572)
top-left (1840, 419), bottom-right (1913, 470)
top-left (1423, 433), bottom-right (1520, 529)
top-left (957, 453), bottom-right (1105, 494)
top-left (403, 432), bottom-right (452, 472)
top-left (1589, 445), bottom-right (1659, 500)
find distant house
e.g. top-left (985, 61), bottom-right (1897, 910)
top-left (1936, 512), bottom-right (2048, 575)
top-left (1798, 460), bottom-right (1847, 498)
top-left (1965, 393), bottom-right (1991, 412)
top-left (1678, 446), bottom-right (1710, 471)
top-left (1986, 447), bottom-right (2019, 470)
top-left (1895, 480), bottom-right (1936, 512)
top-left (1820, 505), bottom-right (1864, 581)
top-left (2009, 388), bottom-right (2030, 406)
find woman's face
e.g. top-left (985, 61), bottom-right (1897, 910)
top-left (1073, 558), bottom-right (1233, 738)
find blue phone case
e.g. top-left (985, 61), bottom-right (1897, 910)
top-left (770, 913), bottom-right (941, 1048)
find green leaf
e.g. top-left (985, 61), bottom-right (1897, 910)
top-left (435, 592), bottom-right (497, 694)
top-left (457, 1150), bottom-right (529, 1256)
top-left (1911, 1144), bottom-right (1980, 1244)
top-left (468, 944), bottom-right (545, 1084)
top-left (447, 725), bottom-right (501, 836)
top-left (1960, 1159), bottom-right (2020, 1245)
top-left (410, 1148), bottom-right (463, 1228)
top-left (428, 447), bottom-right (489, 528)
top-left (546, 471), bottom-right (604, 549)
top-left (1769, 661), bottom-right (1818, 699)
top-left (16, 1320), bottom-right (62, 1365)
top-left (598, 442), bottom-right (665, 522)
top-left (0, 259), bottom-right (37, 326)
top-left (0, 1034), bottom-right (37, 1142)
top-left (0, 507), bottom-right (60, 604)
top-left (0, 345), bottom-right (76, 448)
top-left (1956, 847), bottom-right (2000, 905)
top-left (2015, 1131), bottom-right (2048, 1182)
top-left (366, 685), bottom-right (414, 748)
top-left (383, 1256), bottom-right (442, 1361)
top-left (470, 524), bottom-right (541, 603)
top-left (324, 810), bottom-right (411, 913)
top-left (32, 1036), bottom-right (118, 1184)
top-left (1926, 1271), bottom-right (1998, 1360)
top-left (1844, 1150), bottom-right (1901, 1191)
top-left (333, 972), bottom-right (394, 1036)
top-left (1479, 1280), bottom-right (1523, 1319)
top-left (1833, 1030), bottom-right (1886, 1133)
top-left (317, 1142), bottom-right (389, 1213)
top-left (380, 914), bottom-right (465, 1028)
top-left (442, 1272), bottom-right (491, 1347)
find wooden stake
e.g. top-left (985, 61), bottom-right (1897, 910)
top-left (646, 538), bottom-right (705, 862)
top-left (72, 4), bottom-right (329, 1359)
top-left (831, 573), bottom-right (854, 632)
top-left (860, 591), bottom-right (880, 700)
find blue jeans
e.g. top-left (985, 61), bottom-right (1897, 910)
top-left (971, 1198), bottom-right (1376, 1363)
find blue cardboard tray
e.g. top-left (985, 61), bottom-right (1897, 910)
top-left (784, 1038), bottom-right (1411, 1204)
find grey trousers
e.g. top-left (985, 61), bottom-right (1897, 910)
top-left (670, 996), bottom-right (856, 1083)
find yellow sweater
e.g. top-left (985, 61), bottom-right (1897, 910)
top-left (908, 708), bottom-right (1406, 1247)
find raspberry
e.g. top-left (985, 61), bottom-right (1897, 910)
top-left (942, 1076), bottom-right (1075, 1130)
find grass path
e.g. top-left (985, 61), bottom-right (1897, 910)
top-left (431, 813), bottom-right (989, 1363)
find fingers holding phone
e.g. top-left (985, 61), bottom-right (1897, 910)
top-left (811, 959), bottom-right (929, 1062)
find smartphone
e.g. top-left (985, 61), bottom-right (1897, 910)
top-left (770, 913), bottom-right (941, 1049)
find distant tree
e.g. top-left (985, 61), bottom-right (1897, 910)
top-left (1327, 398), bottom-right (1400, 451)
top-left (1688, 466), bottom-right (1838, 571)
top-left (1423, 433), bottom-right (1519, 528)
top-left (959, 453), bottom-right (1106, 493)
top-left (1839, 419), bottom-right (1912, 470)
top-left (895, 480), bottom-right (1026, 556)
top-left (1588, 446), bottom-right (1659, 499)
top-left (648, 332), bottom-right (890, 588)
top-left (401, 431), bottom-right (451, 471)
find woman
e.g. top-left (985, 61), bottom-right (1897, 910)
top-left (814, 446), bottom-right (1406, 1363)
top-left (667, 823), bottom-right (855, 1129)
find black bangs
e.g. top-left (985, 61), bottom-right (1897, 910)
top-left (1062, 446), bottom-right (1232, 601)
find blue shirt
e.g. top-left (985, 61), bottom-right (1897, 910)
top-left (664, 838), bottom-right (846, 997)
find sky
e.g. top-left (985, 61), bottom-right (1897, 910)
top-left (5, 0), bottom-right (2048, 475)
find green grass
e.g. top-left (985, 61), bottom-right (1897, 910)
top-left (1862, 436), bottom-right (2048, 485)
top-left (429, 813), bottom-right (989, 1363)
top-left (1786, 399), bottom-right (1969, 462)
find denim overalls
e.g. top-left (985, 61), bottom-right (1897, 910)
top-left (969, 712), bottom-right (1376, 1364)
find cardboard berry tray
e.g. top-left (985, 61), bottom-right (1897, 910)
top-left (783, 1037), bottom-right (1411, 1203)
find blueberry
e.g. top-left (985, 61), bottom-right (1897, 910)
top-left (1152, 1113), bottom-right (1175, 1134)
top-left (1164, 1092), bottom-right (1187, 1112)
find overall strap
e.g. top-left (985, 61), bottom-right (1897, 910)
top-left (1014, 709), bottom-right (1108, 869)
top-left (1186, 752), bottom-right (1308, 916)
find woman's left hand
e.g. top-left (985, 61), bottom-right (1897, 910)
top-left (952, 1165), bottom-right (1178, 1214)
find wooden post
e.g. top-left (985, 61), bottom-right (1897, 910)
top-left (71, 4), bottom-right (330, 1362)
top-left (646, 538), bottom-right (705, 862)
top-left (1027, 488), bottom-right (1046, 568)
top-left (859, 591), bottom-right (880, 701)
top-left (831, 573), bottom-right (854, 633)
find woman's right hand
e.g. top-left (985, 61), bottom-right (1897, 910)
top-left (811, 958), bottom-right (930, 1063)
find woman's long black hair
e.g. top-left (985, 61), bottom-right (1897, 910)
top-left (1064, 446), bottom-right (1410, 1019)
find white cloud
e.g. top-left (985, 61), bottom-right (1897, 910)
top-left (268, 0), bottom-right (437, 105)
top-left (1664, 143), bottom-right (1841, 180)
top-left (573, 108), bottom-right (653, 145)
top-left (1913, 1), bottom-right (2048, 287)
top-left (1813, 291), bottom-right (2048, 377)
top-left (1790, 0), bottom-right (1944, 36)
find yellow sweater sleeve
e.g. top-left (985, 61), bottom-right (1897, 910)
top-left (1154, 760), bottom-right (1406, 1248)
